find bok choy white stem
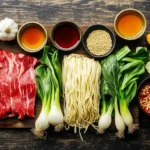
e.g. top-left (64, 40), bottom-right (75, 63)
top-left (119, 91), bottom-right (139, 133)
top-left (31, 65), bottom-right (51, 138)
top-left (48, 81), bottom-right (64, 131)
top-left (114, 97), bottom-right (125, 138)
top-left (98, 97), bottom-right (113, 133)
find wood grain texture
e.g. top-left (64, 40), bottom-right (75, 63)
top-left (0, 0), bottom-right (149, 26)
top-left (0, 0), bottom-right (149, 150)
top-left (0, 127), bottom-right (149, 150)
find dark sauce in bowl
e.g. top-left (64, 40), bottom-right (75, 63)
top-left (53, 25), bottom-right (79, 49)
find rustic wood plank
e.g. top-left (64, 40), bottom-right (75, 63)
top-left (0, 0), bottom-right (149, 149)
top-left (0, 127), bottom-right (149, 150)
top-left (0, 25), bottom-right (139, 129)
top-left (0, 0), bottom-right (149, 26)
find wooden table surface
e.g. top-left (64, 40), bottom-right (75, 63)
top-left (0, 0), bottom-right (150, 150)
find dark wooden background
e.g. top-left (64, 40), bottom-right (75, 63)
top-left (0, 0), bottom-right (150, 150)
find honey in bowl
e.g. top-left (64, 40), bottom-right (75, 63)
top-left (21, 26), bottom-right (46, 50)
top-left (117, 13), bottom-right (143, 38)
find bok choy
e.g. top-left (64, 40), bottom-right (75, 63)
top-left (32, 46), bottom-right (63, 138)
top-left (98, 55), bottom-right (125, 138)
top-left (116, 46), bottom-right (148, 134)
top-left (99, 46), bottom-right (149, 138)
top-left (40, 46), bottom-right (63, 131)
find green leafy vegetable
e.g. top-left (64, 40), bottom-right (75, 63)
top-left (99, 46), bottom-right (149, 138)
top-left (32, 46), bottom-right (63, 138)
top-left (117, 46), bottom-right (148, 134)
top-left (128, 47), bottom-right (149, 63)
top-left (98, 54), bottom-right (125, 138)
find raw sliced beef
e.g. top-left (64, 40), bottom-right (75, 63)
top-left (0, 50), bottom-right (38, 119)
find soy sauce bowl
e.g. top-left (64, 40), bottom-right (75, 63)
top-left (51, 21), bottom-right (82, 51)
top-left (137, 76), bottom-right (150, 116)
top-left (82, 24), bottom-right (116, 58)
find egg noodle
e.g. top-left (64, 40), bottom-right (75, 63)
top-left (62, 54), bottom-right (101, 140)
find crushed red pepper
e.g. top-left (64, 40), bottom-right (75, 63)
top-left (139, 83), bottom-right (150, 114)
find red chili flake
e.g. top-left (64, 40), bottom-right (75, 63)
top-left (139, 83), bottom-right (150, 114)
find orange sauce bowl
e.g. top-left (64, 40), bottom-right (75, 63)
top-left (17, 22), bottom-right (47, 53)
top-left (114, 9), bottom-right (147, 40)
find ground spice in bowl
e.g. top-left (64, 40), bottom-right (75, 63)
top-left (86, 30), bottom-right (112, 55)
top-left (82, 24), bottom-right (116, 58)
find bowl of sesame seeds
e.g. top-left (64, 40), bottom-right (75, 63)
top-left (82, 24), bottom-right (116, 58)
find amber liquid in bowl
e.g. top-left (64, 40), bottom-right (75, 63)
top-left (21, 26), bottom-right (45, 50)
top-left (117, 13), bottom-right (144, 38)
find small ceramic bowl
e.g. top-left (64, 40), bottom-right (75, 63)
top-left (137, 76), bottom-right (150, 116)
top-left (51, 21), bottom-right (82, 51)
top-left (17, 22), bottom-right (47, 53)
top-left (114, 8), bottom-right (147, 40)
top-left (82, 24), bottom-right (116, 58)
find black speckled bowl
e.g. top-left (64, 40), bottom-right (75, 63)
top-left (82, 24), bottom-right (116, 59)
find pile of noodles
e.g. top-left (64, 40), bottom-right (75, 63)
top-left (62, 54), bottom-right (101, 139)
